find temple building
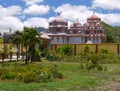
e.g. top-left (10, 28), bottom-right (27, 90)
top-left (41, 13), bottom-right (106, 44)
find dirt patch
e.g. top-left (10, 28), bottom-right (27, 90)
top-left (88, 74), bottom-right (120, 91)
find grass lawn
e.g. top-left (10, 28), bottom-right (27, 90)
top-left (0, 61), bottom-right (120, 91)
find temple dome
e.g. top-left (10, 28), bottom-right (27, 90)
top-left (49, 13), bottom-right (68, 27)
top-left (72, 18), bottom-right (81, 27)
top-left (50, 13), bottom-right (67, 24)
top-left (88, 12), bottom-right (100, 20)
top-left (53, 16), bottom-right (66, 23)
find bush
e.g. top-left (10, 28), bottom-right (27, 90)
top-left (0, 68), bottom-right (15, 80)
top-left (97, 64), bottom-right (103, 71)
top-left (23, 72), bottom-right (37, 83)
top-left (1, 62), bottom-right (10, 67)
top-left (50, 65), bottom-right (63, 79)
top-left (1, 71), bottom-right (15, 80)
top-left (104, 66), bottom-right (108, 71)
top-left (35, 70), bottom-right (53, 82)
top-left (0, 63), bottom-right (63, 83)
top-left (56, 45), bottom-right (73, 55)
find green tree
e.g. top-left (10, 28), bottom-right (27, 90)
top-left (23, 27), bottom-right (41, 64)
top-left (11, 30), bottom-right (22, 61)
top-left (22, 27), bottom-right (30, 64)
top-left (106, 34), bottom-right (114, 43)
top-left (56, 45), bottom-right (73, 55)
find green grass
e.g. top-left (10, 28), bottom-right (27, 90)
top-left (0, 61), bottom-right (120, 91)
top-left (0, 38), bottom-right (3, 43)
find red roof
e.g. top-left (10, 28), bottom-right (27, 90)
top-left (88, 13), bottom-right (100, 20)
top-left (50, 15), bottom-right (67, 23)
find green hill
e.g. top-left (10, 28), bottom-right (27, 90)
top-left (35, 27), bottom-right (46, 32)
top-left (102, 22), bottom-right (120, 43)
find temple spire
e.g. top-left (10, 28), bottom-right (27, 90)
top-left (57, 12), bottom-right (61, 16)
top-left (76, 18), bottom-right (79, 21)
top-left (9, 27), bottom-right (12, 33)
top-left (93, 11), bottom-right (95, 15)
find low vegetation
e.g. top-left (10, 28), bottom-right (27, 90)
top-left (0, 61), bottom-right (120, 91)
top-left (0, 62), bottom-right (63, 83)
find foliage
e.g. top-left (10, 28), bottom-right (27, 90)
top-left (23, 27), bottom-right (42, 63)
top-left (56, 45), bottom-right (73, 55)
top-left (50, 65), bottom-right (63, 79)
top-left (79, 46), bottom-right (109, 71)
top-left (0, 62), bottom-right (119, 91)
top-left (106, 34), bottom-right (114, 43)
top-left (102, 22), bottom-right (120, 43)
top-left (11, 27), bottom-right (42, 64)
top-left (0, 62), bottom-right (63, 83)
top-left (0, 38), bottom-right (3, 43)
top-left (53, 45), bottom-right (73, 61)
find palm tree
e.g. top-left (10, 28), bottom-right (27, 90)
top-left (11, 30), bottom-right (22, 61)
top-left (23, 27), bottom-right (41, 64)
top-left (22, 27), bottom-right (30, 64)
top-left (27, 28), bottom-right (41, 62)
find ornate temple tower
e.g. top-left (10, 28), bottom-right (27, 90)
top-left (68, 18), bottom-right (84, 43)
top-left (83, 12), bottom-right (105, 43)
top-left (49, 13), bottom-right (68, 33)
top-left (48, 14), bottom-right (68, 44)
top-left (69, 18), bottom-right (83, 34)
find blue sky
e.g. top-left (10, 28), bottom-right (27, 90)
top-left (0, 0), bottom-right (120, 32)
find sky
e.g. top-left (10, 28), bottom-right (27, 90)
top-left (0, 0), bottom-right (120, 32)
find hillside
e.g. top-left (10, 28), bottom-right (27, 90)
top-left (35, 27), bottom-right (46, 32)
top-left (102, 22), bottom-right (120, 43)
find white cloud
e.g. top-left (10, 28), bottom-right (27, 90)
top-left (92, 0), bottom-right (120, 10)
top-left (54, 3), bottom-right (120, 26)
top-left (23, 0), bottom-right (43, 5)
top-left (0, 5), bottom-right (23, 32)
top-left (0, 3), bottom-right (120, 32)
top-left (0, 16), bottom-right (23, 32)
top-left (99, 13), bottom-right (120, 25)
top-left (54, 4), bottom-right (92, 23)
top-left (24, 4), bottom-right (50, 15)
top-left (24, 17), bottom-right (49, 28)
top-left (0, 5), bottom-right (22, 17)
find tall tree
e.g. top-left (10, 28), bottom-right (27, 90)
top-left (23, 27), bottom-right (41, 64)
top-left (27, 28), bottom-right (41, 62)
top-left (22, 27), bottom-right (30, 64)
top-left (11, 30), bottom-right (22, 61)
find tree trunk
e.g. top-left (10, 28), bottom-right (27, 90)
top-left (10, 52), bottom-right (12, 62)
top-left (25, 46), bottom-right (28, 64)
top-left (17, 44), bottom-right (19, 61)
top-left (2, 52), bottom-right (4, 62)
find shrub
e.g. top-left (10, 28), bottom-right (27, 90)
top-left (35, 70), bottom-right (53, 82)
top-left (104, 66), bottom-right (108, 71)
top-left (23, 72), bottom-right (37, 83)
top-left (1, 62), bottom-right (10, 67)
top-left (50, 65), bottom-right (63, 79)
top-left (79, 64), bottom-right (85, 70)
top-left (97, 64), bottom-right (103, 71)
top-left (56, 45), bottom-right (73, 55)
top-left (16, 72), bottom-right (24, 81)
top-left (1, 71), bottom-right (15, 80)
top-left (0, 62), bottom-right (63, 83)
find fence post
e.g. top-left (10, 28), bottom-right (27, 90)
top-left (74, 44), bottom-right (76, 55)
top-left (55, 44), bottom-right (57, 51)
top-left (117, 44), bottom-right (119, 54)
top-left (95, 44), bottom-right (98, 53)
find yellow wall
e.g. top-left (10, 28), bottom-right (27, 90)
top-left (52, 44), bottom-right (120, 55)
